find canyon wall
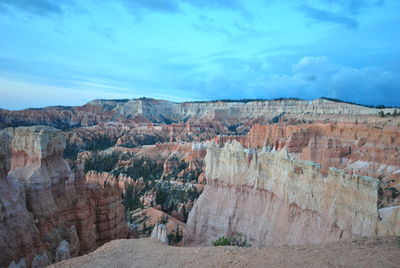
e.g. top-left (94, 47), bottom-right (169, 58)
top-left (184, 141), bottom-right (400, 246)
top-left (0, 126), bottom-right (129, 268)
top-left (2, 98), bottom-right (397, 130)
top-left (88, 98), bottom-right (394, 120)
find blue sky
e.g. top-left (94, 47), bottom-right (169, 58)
top-left (0, 0), bottom-right (399, 109)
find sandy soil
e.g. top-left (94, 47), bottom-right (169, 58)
top-left (51, 236), bottom-right (400, 268)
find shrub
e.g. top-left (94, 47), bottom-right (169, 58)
top-left (167, 225), bottom-right (183, 245)
top-left (213, 237), bottom-right (232, 246)
top-left (158, 215), bottom-right (169, 225)
top-left (213, 233), bottom-right (251, 247)
top-left (64, 142), bottom-right (80, 160)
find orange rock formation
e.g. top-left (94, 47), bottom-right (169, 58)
top-left (0, 126), bottom-right (129, 268)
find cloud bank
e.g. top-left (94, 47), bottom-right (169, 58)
top-left (178, 56), bottom-right (400, 106)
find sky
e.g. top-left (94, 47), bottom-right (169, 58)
top-left (0, 0), bottom-right (399, 110)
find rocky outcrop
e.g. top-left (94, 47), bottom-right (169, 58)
top-left (151, 224), bottom-right (169, 244)
top-left (31, 252), bottom-right (51, 268)
top-left (85, 171), bottom-right (141, 195)
top-left (55, 240), bottom-right (70, 263)
top-left (0, 126), bottom-right (129, 268)
top-left (0, 127), bottom-right (48, 268)
top-left (215, 123), bottom-right (400, 207)
top-left (184, 141), bottom-right (400, 246)
top-left (377, 206), bottom-right (400, 235)
top-left (84, 173), bottom-right (130, 246)
top-left (131, 207), bottom-right (185, 241)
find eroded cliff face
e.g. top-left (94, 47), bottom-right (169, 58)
top-left (215, 123), bottom-right (400, 207)
top-left (0, 130), bottom-right (44, 268)
top-left (184, 141), bottom-right (400, 246)
top-left (88, 98), bottom-right (396, 121)
top-left (2, 98), bottom-right (398, 130)
top-left (0, 126), bottom-right (129, 268)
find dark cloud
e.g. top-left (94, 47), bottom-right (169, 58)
top-left (176, 56), bottom-right (400, 106)
top-left (287, 56), bottom-right (399, 106)
top-left (299, 4), bottom-right (359, 29)
top-left (0, 0), bottom-right (64, 16)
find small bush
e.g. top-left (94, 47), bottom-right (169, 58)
top-left (213, 233), bottom-right (251, 247)
top-left (213, 237), bottom-right (232, 246)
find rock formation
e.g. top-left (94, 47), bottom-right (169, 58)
top-left (87, 98), bottom-right (397, 123)
top-left (151, 224), bottom-right (169, 244)
top-left (184, 141), bottom-right (400, 246)
top-left (218, 122), bottom-right (400, 207)
top-left (2, 98), bottom-right (398, 130)
top-left (131, 207), bottom-right (185, 242)
top-left (0, 105), bottom-right (117, 130)
top-left (0, 126), bottom-right (129, 268)
top-left (55, 240), bottom-right (70, 263)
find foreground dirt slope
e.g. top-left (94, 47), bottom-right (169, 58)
top-left (51, 237), bottom-right (400, 268)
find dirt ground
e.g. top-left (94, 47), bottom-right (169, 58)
top-left (51, 236), bottom-right (400, 268)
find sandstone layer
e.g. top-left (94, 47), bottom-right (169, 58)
top-left (184, 141), bottom-right (400, 246)
top-left (0, 126), bottom-right (129, 268)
